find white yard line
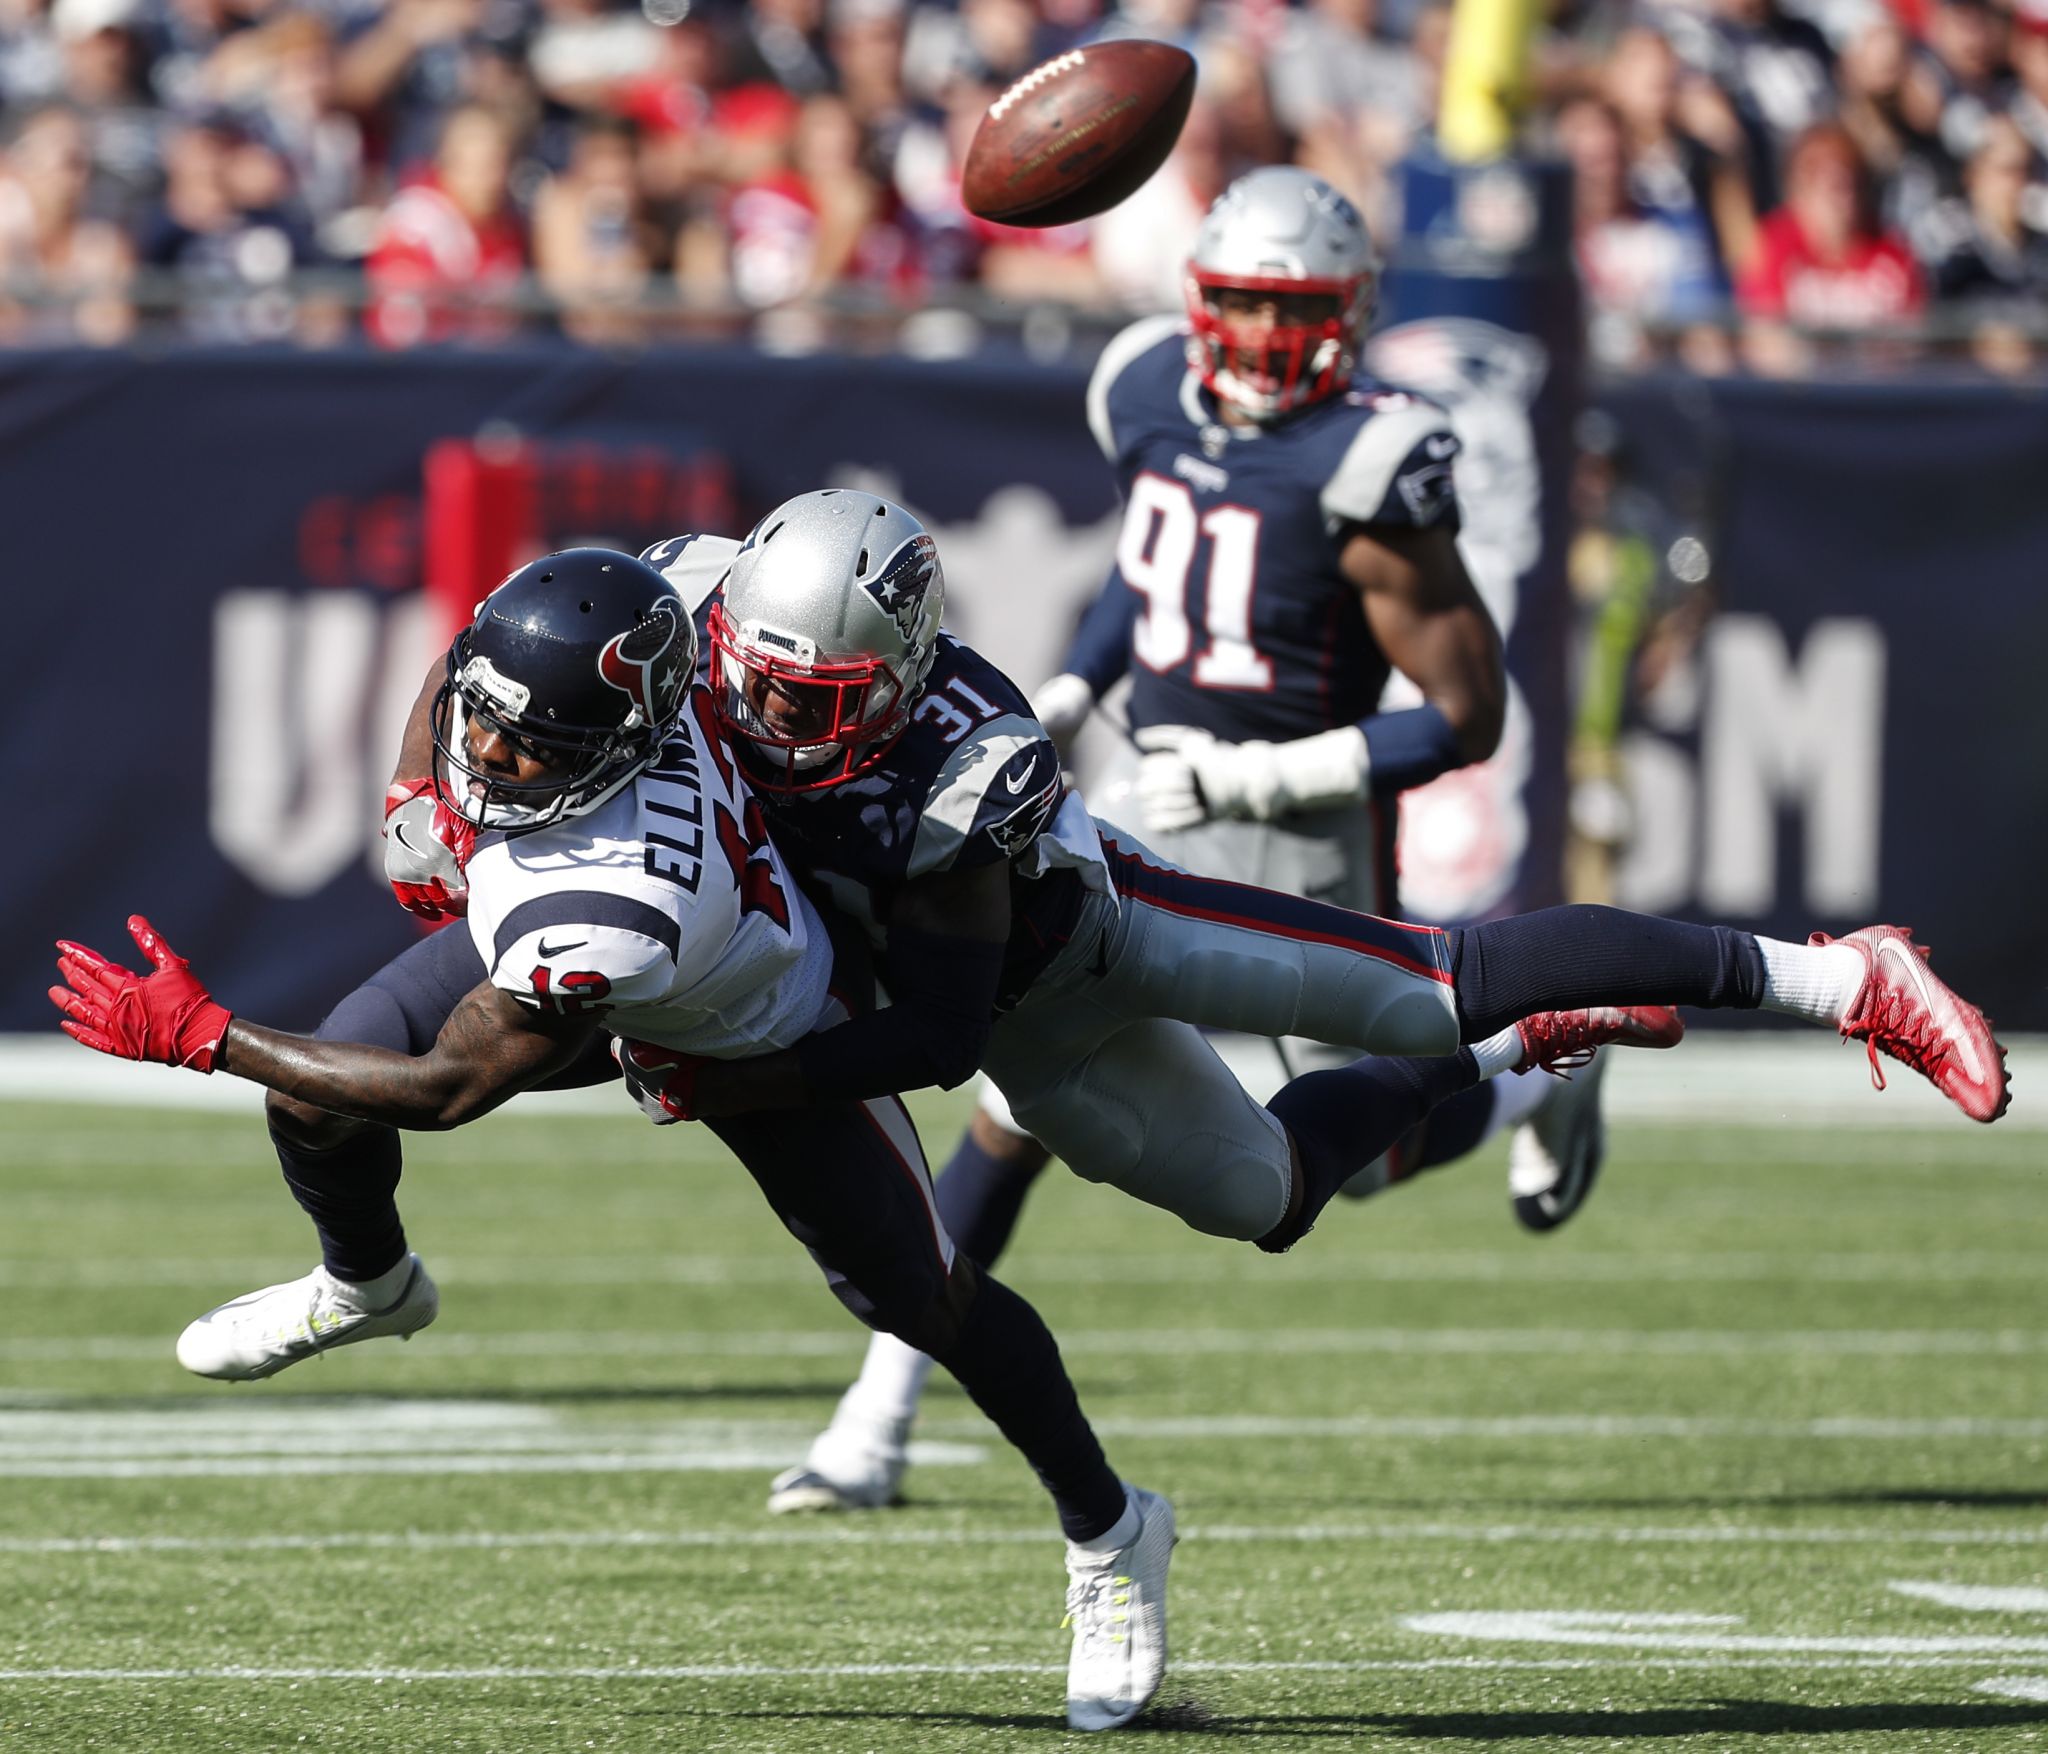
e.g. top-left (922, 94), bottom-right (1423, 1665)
top-left (4, 1250), bottom-right (2041, 1289)
top-left (1892, 1582), bottom-right (2048, 1614)
top-left (4, 1031), bottom-right (2045, 1127)
top-left (0, 1656), bottom-right (2043, 1683)
top-left (6, 1521), bottom-right (2048, 1557)
top-left (1, 1417), bottom-right (2045, 1477)
top-left (10, 1327), bottom-right (2048, 1364)
top-left (1405, 1610), bottom-right (2048, 1657)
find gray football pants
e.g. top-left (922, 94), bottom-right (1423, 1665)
top-left (980, 825), bottom-right (1460, 1241)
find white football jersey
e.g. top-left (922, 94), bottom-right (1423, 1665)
top-left (464, 691), bottom-right (833, 1056)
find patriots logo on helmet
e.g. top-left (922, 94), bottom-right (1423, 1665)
top-left (598, 602), bottom-right (686, 725)
top-left (864, 534), bottom-right (939, 646)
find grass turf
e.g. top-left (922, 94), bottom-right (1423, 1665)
top-left (2, 1094), bottom-right (2045, 1751)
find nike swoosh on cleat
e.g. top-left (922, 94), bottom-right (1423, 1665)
top-left (1878, 938), bottom-right (1985, 1082)
top-left (537, 938), bottom-right (588, 959)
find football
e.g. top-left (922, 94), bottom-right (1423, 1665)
top-left (962, 40), bottom-right (1198, 228)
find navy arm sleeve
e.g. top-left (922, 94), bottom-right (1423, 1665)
top-left (1060, 573), bottom-right (1140, 700)
top-left (793, 924), bottom-right (1004, 1101)
top-left (1355, 701), bottom-right (1466, 797)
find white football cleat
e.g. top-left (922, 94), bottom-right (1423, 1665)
top-left (175, 1255), bottom-right (438, 1382)
top-left (1064, 1485), bottom-right (1175, 1732)
top-left (1509, 1047), bottom-right (1612, 1233)
top-left (766, 1404), bottom-right (912, 1513)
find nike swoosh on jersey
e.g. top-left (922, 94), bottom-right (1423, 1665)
top-left (1003, 766), bottom-right (1033, 794)
top-left (536, 938), bottom-right (589, 959)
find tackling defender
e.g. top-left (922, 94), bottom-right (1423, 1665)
top-left (48, 550), bottom-right (1173, 1734)
top-left (589, 494), bottom-right (2004, 1324)
top-left (777, 166), bottom-right (1608, 1509)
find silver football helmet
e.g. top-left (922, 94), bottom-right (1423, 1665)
top-left (709, 489), bottom-right (946, 791)
top-left (1184, 166), bottom-right (1379, 423)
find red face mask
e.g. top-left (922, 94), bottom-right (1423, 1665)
top-left (706, 600), bottom-right (910, 792)
top-left (1184, 271), bottom-right (1369, 420)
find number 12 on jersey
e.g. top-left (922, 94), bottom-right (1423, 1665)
top-left (1118, 473), bottom-right (1273, 691)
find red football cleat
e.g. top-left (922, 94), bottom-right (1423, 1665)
top-left (1818, 924), bottom-right (2011, 1123)
top-left (1512, 1004), bottom-right (1686, 1076)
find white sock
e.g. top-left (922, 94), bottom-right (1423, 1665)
top-left (1069, 1486), bottom-right (1141, 1558)
top-left (327, 1254), bottom-right (414, 1311)
top-left (1756, 936), bottom-right (1865, 1023)
top-left (1488, 1065), bottom-right (1556, 1132)
top-left (1469, 1025), bottom-right (1526, 1079)
top-left (839, 1333), bottom-right (935, 1428)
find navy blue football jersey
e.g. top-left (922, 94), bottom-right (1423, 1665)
top-left (636, 532), bottom-right (1093, 1003)
top-left (1080, 314), bottom-right (1464, 744)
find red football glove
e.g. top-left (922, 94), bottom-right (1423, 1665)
top-left (49, 916), bottom-right (233, 1073)
top-left (384, 778), bottom-right (478, 921)
top-left (614, 1037), bottom-right (705, 1124)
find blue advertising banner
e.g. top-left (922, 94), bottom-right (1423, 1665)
top-left (3, 347), bottom-right (1120, 1033)
top-left (6, 348), bottom-right (2037, 1037)
top-left (1595, 374), bottom-right (2048, 1032)
top-left (1371, 151), bottom-right (1582, 923)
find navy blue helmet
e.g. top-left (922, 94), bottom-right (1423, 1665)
top-left (433, 547), bottom-right (695, 829)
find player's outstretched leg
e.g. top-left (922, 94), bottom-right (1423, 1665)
top-left (1260, 1005), bottom-right (1684, 1253)
top-left (1446, 911), bottom-right (2010, 1123)
top-left (1102, 838), bottom-right (2009, 1121)
top-left (1332, 1060), bottom-right (1604, 1232)
top-left (770, 1088), bottom-right (1053, 1514)
top-left (711, 1093), bottom-right (1172, 1731)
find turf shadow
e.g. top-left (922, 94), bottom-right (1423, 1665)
top-left (1131, 1698), bottom-right (2048, 1740)
top-left (622, 1698), bottom-right (2048, 1739)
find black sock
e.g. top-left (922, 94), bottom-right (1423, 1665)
top-left (934, 1133), bottom-right (1047, 1269)
top-left (274, 1125), bottom-right (409, 1284)
top-left (1265, 1049), bottom-right (1481, 1247)
top-left (1447, 905), bottom-right (1766, 1040)
top-left (1412, 1080), bottom-right (1499, 1171)
top-left (943, 1269), bottom-right (1128, 1543)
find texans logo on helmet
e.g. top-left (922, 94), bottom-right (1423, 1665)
top-left (599, 603), bottom-right (686, 722)
top-left (864, 534), bottom-right (939, 645)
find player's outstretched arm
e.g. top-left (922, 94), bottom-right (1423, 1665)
top-left (51, 916), bottom-right (597, 1130)
top-left (381, 652), bottom-right (477, 921)
top-left (391, 655), bottom-right (443, 793)
top-left (1343, 521), bottom-right (1506, 778)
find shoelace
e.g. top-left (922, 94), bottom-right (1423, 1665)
top-left (259, 1278), bottom-right (358, 1358)
top-left (1062, 1566), bottom-right (1134, 1649)
top-left (1516, 1013), bottom-right (1605, 1078)
top-left (1841, 982), bottom-right (1946, 1095)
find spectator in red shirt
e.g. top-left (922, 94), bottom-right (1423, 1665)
top-left (365, 102), bottom-right (527, 348)
top-left (1737, 122), bottom-right (1925, 373)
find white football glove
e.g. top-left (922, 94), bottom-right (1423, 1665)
top-left (1132, 725), bottom-right (1372, 832)
top-left (1029, 671), bottom-right (1095, 750)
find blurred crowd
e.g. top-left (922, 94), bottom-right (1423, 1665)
top-left (0, 0), bottom-right (2042, 366)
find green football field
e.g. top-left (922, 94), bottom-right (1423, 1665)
top-left (3, 1092), bottom-right (2046, 1752)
